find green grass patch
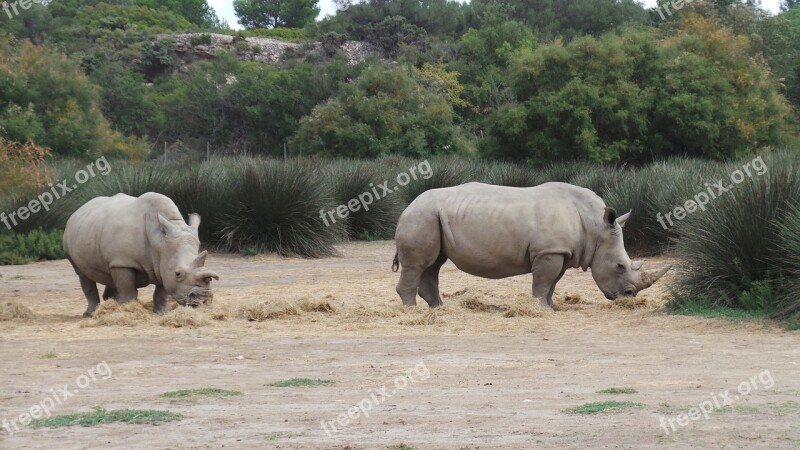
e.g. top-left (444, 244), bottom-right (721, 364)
top-left (670, 301), bottom-right (769, 320)
top-left (159, 388), bottom-right (242, 398)
top-left (565, 400), bottom-right (643, 415)
top-left (387, 445), bottom-right (415, 450)
top-left (30, 408), bottom-right (181, 428)
top-left (597, 387), bottom-right (637, 394)
top-left (40, 352), bottom-right (58, 359)
top-left (269, 378), bottom-right (332, 387)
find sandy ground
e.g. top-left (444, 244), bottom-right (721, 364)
top-left (0, 241), bottom-right (798, 449)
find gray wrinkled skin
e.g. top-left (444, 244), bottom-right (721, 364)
top-left (64, 192), bottom-right (220, 317)
top-left (394, 182), bottom-right (670, 310)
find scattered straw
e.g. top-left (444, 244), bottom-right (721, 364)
top-left (297, 297), bottom-right (336, 313)
top-left (0, 301), bottom-right (34, 321)
top-left (560, 294), bottom-right (588, 305)
top-left (399, 310), bottom-right (439, 326)
top-left (159, 307), bottom-right (210, 328)
top-left (238, 300), bottom-right (300, 321)
top-left (81, 301), bottom-right (153, 327)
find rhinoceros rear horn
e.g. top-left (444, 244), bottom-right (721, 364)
top-left (191, 250), bottom-right (208, 269)
top-left (635, 265), bottom-right (671, 291)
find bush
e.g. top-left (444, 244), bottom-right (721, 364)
top-left (775, 205), bottom-right (800, 319)
top-left (189, 33), bottom-right (212, 46)
top-left (240, 28), bottom-right (307, 40)
top-left (668, 150), bottom-right (800, 314)
top-left (0, 230), bottom-right (64, 265)
top-left (323, 160), bottom-right (404, 240)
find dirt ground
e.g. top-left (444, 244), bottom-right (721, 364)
top-left (0, 241), bottom-right (798, 449)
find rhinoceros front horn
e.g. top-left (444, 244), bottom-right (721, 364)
top-left (635, 265), bottom-right (671, 291)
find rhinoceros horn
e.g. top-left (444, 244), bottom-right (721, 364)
top-left (635, 265), bottom-right (671, 291)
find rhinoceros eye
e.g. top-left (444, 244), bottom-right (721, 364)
top-left (175, 271), bottom-right (184, 280)
top-left (616, 263), bottom-right (625, 273)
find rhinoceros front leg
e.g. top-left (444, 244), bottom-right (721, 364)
top-left (78, 275), bottom-right (101, 318)
top-left (153, 286), bottom-right (168, 315)
top-left (110, 268), bottom-right (138, 304)
top-left (531, 254), bottom-right (566, 310)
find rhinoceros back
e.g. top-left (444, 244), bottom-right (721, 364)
top-left (63, 192), bottom-right (183, 286)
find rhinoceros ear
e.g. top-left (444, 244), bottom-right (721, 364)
top-left (147, 212), bottom-right (176, 242)
top-left (191, 250), bottom-right (207, 269)
top-left (603, 207), bottom-right (617, 227)
top-left (188, 213), bottom-right (201, 229)
top-left (157, 214), bottom-right (181, 238)
top-left (616, 210), bottom-right (632, 228)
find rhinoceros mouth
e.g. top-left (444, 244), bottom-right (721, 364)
top-left (176, 288), bottom-right (213, 307)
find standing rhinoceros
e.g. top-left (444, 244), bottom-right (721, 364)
top-left (64, 192), bottom-right (220, 317)
top-left (393, 182), bottom-right (670, 309)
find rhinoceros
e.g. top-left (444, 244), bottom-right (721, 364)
top-left (392, 182), bottom-right (670, 309)
top-left (64, 192), bottom-right (219, 317)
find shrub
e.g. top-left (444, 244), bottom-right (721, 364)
top-left (0, 230), bottom-right (64, 265)
top-left (775, 205), bottom-right (800, 319)
top-left (323, 160), bottom-right (404, 240)
top-left (189, 33), bottom-right (212, 46)
top-left (669, 150), bottom-right (800, 313)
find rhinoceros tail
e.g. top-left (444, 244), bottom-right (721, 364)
top-left (392, 252), bottom-right (400, 272)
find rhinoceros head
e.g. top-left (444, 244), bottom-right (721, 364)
top-left (590, 208), bottom-right (670, 300)
top-left (147, 212), bottom-right (220, 307)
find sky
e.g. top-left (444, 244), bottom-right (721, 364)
top-left (209, 0), bottom-right (785, 31)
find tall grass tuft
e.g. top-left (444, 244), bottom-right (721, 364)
top-left (775, 205), bottom-right (800, 320)
top-left (399, 155), bottom-right (477, 204)
top-left (322, 160), bottom-right (404, 240)
top-left (214, 160), bottom-right (345, 257)
top-left (669, 150), bottom-right (800, 313)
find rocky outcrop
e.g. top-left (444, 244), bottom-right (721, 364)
top-left (169, 33), bottom-right (380, 66)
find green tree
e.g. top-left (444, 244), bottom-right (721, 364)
top-left (484, 20), bottom-right (793, 163)
top-left (290, 64), bottom-right (472, 158)
top-left (134, 0), bottom-right (218, 26)
top-left (234, 0), bottom-right (319, 28)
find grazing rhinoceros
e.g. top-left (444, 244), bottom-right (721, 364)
top-left (64, 192), bottom-right (219, 317)
top-left (392, 182), bottom-right (670, 309)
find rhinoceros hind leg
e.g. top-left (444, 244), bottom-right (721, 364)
top-left (396, 267), bottom-right (423, 306)
top-left (153, 286), bottom-right (168, 315)
top-left (79, 275), bottom-right (101, 318)
top-left (102, 286), bottom-right (118, 300)
top-left (418, 254), bottom-right (447, 308)
top-left (110, 268), bottom-right (138, 304)
top-left (531, 254), bottom-right (566, 310)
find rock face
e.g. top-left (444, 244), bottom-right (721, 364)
top-left (170, 33), bottom-right (380, 66)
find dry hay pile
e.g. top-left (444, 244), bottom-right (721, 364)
top-left (600, 295), bottom-right (657, 310)
top-left (81, 300), bottom-right (153, 327)
top-left (81, 299), bottom-right (228, 328)
top-left (447, 288), bottom-right (546, 318)
top-left (0, 300), bottom-right (35, 321)
top-left (159, 307), bottom-right (209, 328)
